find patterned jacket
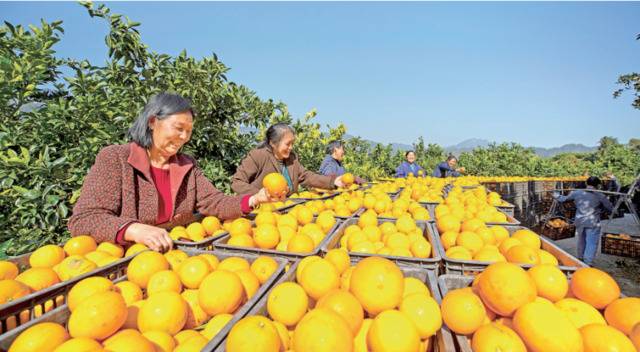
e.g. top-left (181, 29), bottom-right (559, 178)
top-left (68, 143), bottom-right (245, 243)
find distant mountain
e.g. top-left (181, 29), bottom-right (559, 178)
top-left (443, 138), bottom-right (596, 158)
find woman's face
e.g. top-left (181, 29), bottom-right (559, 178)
top-left (149, 110), bottom-right (193, 158)
top-left (272, 131), bottom-right (295, 160)
top-left (333, 146), bottom-right (345, 161)
top-left (406, 152), bottom-right (416, 163)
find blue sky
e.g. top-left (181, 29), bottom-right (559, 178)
top-left (2, 1), bottom-right (639, 148)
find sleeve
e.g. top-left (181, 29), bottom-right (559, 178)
top-left (297, 159), bottom-right (336, 190)
top-left (599, 193), bottom-right (614, 213)
top-left (318, 158), bottom-right (335, 176)
top-left (396, 165), bottom-right (406, 178)
top-left (555, 191), bottom-right (575, 203)
top-left (231, 151), bottom-right (262, 196)
top-left (68, 147), bottom-right (139, 243)
top-left (194, 166), bottom-right (246, 220)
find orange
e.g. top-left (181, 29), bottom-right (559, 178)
top-left (138, 291), bottom-right (188, 335)
top-left (202, 215), bottom-right (222, 235)
top-left (441, 288), bottom-right (486, 334)
top-left (0, 261), bottom-right (19, 280)
top-left (164, 249), bottom-right (189, 271)
top-left (527, 264), bottom-right (568, 302)
top-left (199, 253), bottom-right (219, 270)
top-left (255, 211), bottom-right (278, 227)
top-left (250, 256), bottom-right (279, 284)
top-left (122, 300), bottom-right (145, 330)
top-left (268, 282), bottom-right (309, 327)
top-left (147, 270), bottom-right (182, 296)
top-left (8, 322), bottom-right (69, 352)
top-left (489, 226), bottom-right (510, 244)
top-left (198, 270), bottom-right (245, 315)
top-left (229, 218), bottom-right (253, 237)
top-left (177, 256), bottom-right (211, 289)
top-left (440, 231), bottom-right (458, 250)
top-left (299, 258), bottom-right (340, 300)
top-left (410, 239), bottom-right (431, 258)
top-left (555, 298), bottom-right (606, 329)
top-left (55, 255), bottom-right (97, 281)
top-left (342, 173), bottom-right (355, 186)
top-left (580, 323), bottom-right (636, 352)
top-left (506, 245), bottom-right (540, 265)
top-left (173, 335), bottom-right (208, 352)
top-left (474, 247), bottom-right (506, 262)
top-left (456, 231), bottom-right (484, 255)
top-left (471, 322), bottom-right (526, 352)
top-left (325, 248), bottom-right (350, 275)
top-left (604, 297), bottom-right (640, 335)
top-left (316, 289), bottom-right (364, 334)
top-left (263, 172), bottom-right (289, 198)
top-left (126, 250), bottom-right (169, 289)
top-left (236, 269), bottom-right (261, 299)
top-left (114, 280), bottom-right (143, 305)
top-left (186, 222), bottom-right (206, 242)
top-left (254, 224), bottom-right (280, 249)
top-left (297, 207), bottom-right (314, 225)
top-left (277, 214), bottom-right (298, 231)
top-left (15, 267), bottom-right (60, 291)
top-left (182, 289), bottom-right (210, 329)
top-left (63, 236), bottom-right (97, 256)
top-left (367, 309), bottom-right (420, 352)
top-left (29, 245), bottom-right (65, 268)
top-left (0, 279), bottom-right (32, 304)
top-left (538, 249), bottom-right (559, 265)
top-left (293, 308), bottom-right (353, 352)
top-left (354, 319), bottom-right (373, 352)
top-left (498, 237), bottom-right (522, 255)
top-left (400, 293), bottom-right (442, 339)
top-left (218, 257), bottom-right (250, 272)
top-left (202, 313), bottom-right (234, 339)
top-left (462, 218), bottom-right (485, 232)
top-left (228, 234), bottom-right (255, 247)
top-left (52, 337), bottom-right (102, 352)
top-left (513, 298), bottom-right (583, 352)
top-left (173, 330), bottom-right (201, 345)
top-left (67, 276), bottom-right (114, 311)
top-left (227, 315), bottom-right (281, 352)
top-left (68, 291), bottom-right (127, 340)
top-left (630, 323), bottom-right (640, 351)
top-left (477, 262), bottom-right (536, 317)
top-left (437, 214), bottom-right (461, 233)
top-left (403, 277), bottom-right (429, 298)
top-left (287, 234), bottom-right (315, 253)
top-left (317, 211), bottom-right (337, 233)
top-left (396, 215), bottom-right (417, 234)
top-left (84, 250), bottom-right (111, 266)
top-left (349, 257), bottom-right (404, 315)
top-left (124, 243), bottom-right (148, 257)
top-left (511, 229), bottom-right (541, 249)
top-left (272, 320), bottom-right (290, 351)
top-left (445, 246), bottom-right (473, 260)
top-left (476, 227), bottom-right (496, 245)
top-left (296, 256), bottom-right (321, 283)
top-left (102, 329), bottom-right (156, 352)
top-left (142, 331), bottom-right (176, 352)
top-left (96, 242), bottom-right (124, 258)
top-left (570, 267), bottom-right (620, 309)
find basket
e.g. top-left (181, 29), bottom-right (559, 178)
top-left (430, 222), bottom-right (587, 276)
top-left (538, 216), bottom-right (576, 241)
top-left (0, 248), bottom-right (288, 351)
top-left (601, 233), bottom-right (640, 258)
top-left (321, 218), bottom-right (442, 274)
top-left (436, 274), bottom-right (477, 352)
top-left (211, 261), bottom-right (455, 352)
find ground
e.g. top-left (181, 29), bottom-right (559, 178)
top-left (554, 214), bottom-right (640, 296)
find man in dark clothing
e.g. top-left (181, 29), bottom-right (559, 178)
top-left (432, 155), bottom-right (465, 178)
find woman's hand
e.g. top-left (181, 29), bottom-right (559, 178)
top-left (457, 167), bottom-right (466, 173)
top-left (251, 187), bottom-right (283, 206)
top-left (124, 223), bottom-right (173, 252)
top-left (334, 176), bottom-right (345, 188)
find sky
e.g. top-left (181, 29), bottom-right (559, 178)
top-left (2, 1), bottom-right (639, 148)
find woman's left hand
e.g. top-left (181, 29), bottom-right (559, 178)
top-left (250, 187), bottom-right (282, 207)
top-left (334, 176), bottom-right (345, 188)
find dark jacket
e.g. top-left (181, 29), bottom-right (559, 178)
top-left (396, 161), bottom-right (424, 178)
top-left (319, 155), bottom-right (346, 176)
top-left (432, 161), bottom-right (460, 178)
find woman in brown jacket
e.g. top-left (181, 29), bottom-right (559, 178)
top-left (232, 123), bottom-right (345, 196)
top-left (68, 93), bottom-right (271, 252)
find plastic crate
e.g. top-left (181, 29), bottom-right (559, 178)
top-left (601, 233), bottom-right (640, 258)
top-left (212, 261), bottom-right (456, 352)
top-left (321, 218), bottom-right (442, 274)
top-left (0, 248), bottom-right (287, 351)
top-left (213, 216), bottom-right (343, 259)
top-left (430, 222), bottom-right (587, 276)
top-left (436, 274), bottom-right (476, 352)
top-left (496, 202), bottom-right (515, 217)
top-left (0, 252), bottom-right (135, 334)
top-left (537, 216), bottom-right (576, 241)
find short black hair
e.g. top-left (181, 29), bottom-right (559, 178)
top-left (405, 150), bottom-right (415, 158)
top-left (586, 176), bottom-right (602, 187)
top-left (446, 155), bottom-right (457, 162)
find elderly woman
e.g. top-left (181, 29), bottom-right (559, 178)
top-left (232, 123), bottom-right (344, 196)
top-left (432, 155), bottom-right (465, 178)
top-left (395, 151), bottom-right (425, 178)
top-left (69, 93), bottom-right (271, 252)
top-left (318, 140), bottom-right (365, 183)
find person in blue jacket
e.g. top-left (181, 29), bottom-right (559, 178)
top-left (396, 151), bottom-right (425, 178)
top-left (432, 155), bottom-right (465, 178)
top-left (553, 176), bottom-right (613, 265)
top-left (319, 140), bottom-right (365, 183)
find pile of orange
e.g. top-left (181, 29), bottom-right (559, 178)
top-left (8, 250), bottom-right (281, 352)
top-left (222, 205), bottom-right (337, 253)
top-left (225, 254), bottom-right (442, 352)
top-left (336, 212), bottom-right (433, 259)
top-left (169, 216), bottom-right (226, 242)
top-left (441, 262), bottom-right (640, 352)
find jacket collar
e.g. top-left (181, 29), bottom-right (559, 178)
top-left (127, 142), bottom-right (194, 214)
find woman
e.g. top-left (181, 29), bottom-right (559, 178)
top-left (395, 151), bottom-right (425, 178)
top-left (69, 93), bottom-right (271, 252)
top-left (432, 155), bottom-right (465, 178)
top-left (232, 123), bottom-right (344, 196)
top-left (553, 176), bottom-right (613, 265)
top-left (318, 140), bottom-right (366, 183)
